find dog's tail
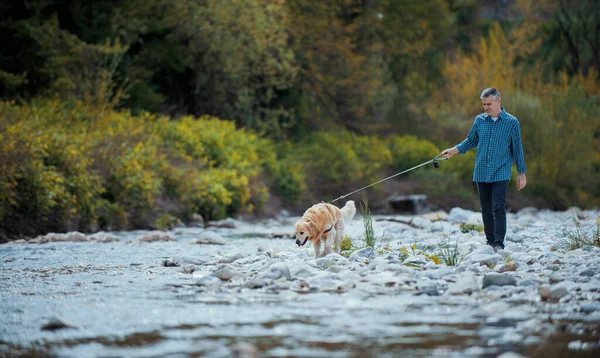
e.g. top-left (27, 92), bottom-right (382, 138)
top-left (340, 200), bottom-right (356, 222)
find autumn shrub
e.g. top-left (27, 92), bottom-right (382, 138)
top-left (89, 111), bottom-right (166, 226)
top-left (511, 86), bottom-right (600, 208)
top-left (0, 101), bottom-right (103, 235)
top-left (0, 99), bottom-right (288, 237)
top-left (160, 115), bottom-right (275, 219)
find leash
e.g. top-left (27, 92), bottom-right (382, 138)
top-left (330, 153), bottom-right (449, 203)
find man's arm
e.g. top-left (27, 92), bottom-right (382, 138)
top-left (511, 121), bottom-right (527, 190)
top-left (442, 119), bottom-right (478, 158)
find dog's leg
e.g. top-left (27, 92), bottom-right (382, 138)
top-left (313, 240), bottom-right (321, 258)
top-left (334, 221), bottom-right (344, 253)
top-left (322, 234), bottom-right (333, 256)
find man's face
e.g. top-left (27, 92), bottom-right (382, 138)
top-left (481, 96), bottom-right (502, 117)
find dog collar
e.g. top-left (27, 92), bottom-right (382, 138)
top-left (324, 225), bottom-right (333, 233)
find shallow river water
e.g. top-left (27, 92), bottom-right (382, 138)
top-left (1, 213), bottom-right (599, 358)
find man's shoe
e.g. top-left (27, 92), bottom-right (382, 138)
top-left (493, 245), bottom-right (503, 253)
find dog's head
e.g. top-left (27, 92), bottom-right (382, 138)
top-left (294, 219), bottom-right (316, 247)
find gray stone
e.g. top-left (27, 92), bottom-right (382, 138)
top-left (388, 194), bottom-right (429, 214)
top-left (179, 264), bottom-right (196, 274)
top-left (220, 252), bottom-right (244, 264)
top-left (88, 232), bottom-right (120, 242)
top-left (447, 273), bottom-right (479, 295)
top-left (350, 247), bottom-right (374, 259)
top-left (231, 342), bottom-right (258, 358)
top-left (497, 352), bottom-right (527, 358)
top-left (581, 303), bottom-right (600, 313)
top-left (466, 213), bottom-right (483, 226)
top-left (482, 274), bottom-right (517, 288)
top-left (192, 231), bottom-right (226, 245)
top-left (244, 279), bottom-right (267, 289)
top-left (550, 286), bottom-right (569, 299)
top-left (260, 262), bottom-right (292, 280)
top-left (496, 262), bottom-right (517, 273)
top-left (418, 282), bottom-right (441, 296)
top-left (41, 316), bottom-right (77, 331)
top-left (137, 231), bottom-right (175, 242)
top-left (316, 258), bottom-right (334, 269)
top-left (196, 275), bottom-right (221, 287)
top-left (448, 207), bottom-right (477, 224)
top-left (216, 266), bottom-right (236, 281)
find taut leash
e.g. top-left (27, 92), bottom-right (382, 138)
top-left (329, 153), bottom-right (449, 203)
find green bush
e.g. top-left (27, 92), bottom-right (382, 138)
top-left (0, 99), bottom-right (283, 236)
top-left (295, 131), bottom-right (391, 195)
top-left (271, 158), bottom-right (306, 203)
top-left (388, 135), bottom-right (440, 173)
top-left (0, 101), bottom-right (102, 233)
top-left (155, 213), bottom-right (181, 231)
top-left (511, 86), bottom-right (600, 208)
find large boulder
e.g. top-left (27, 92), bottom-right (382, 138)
top-left (388, 194), bottom-right (429, 214)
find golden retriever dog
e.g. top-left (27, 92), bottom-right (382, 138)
top-left (294, 201), bottom-right (356, 257)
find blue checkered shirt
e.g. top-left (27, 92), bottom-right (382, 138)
top-left (456, 108), bottom-right (527, 183)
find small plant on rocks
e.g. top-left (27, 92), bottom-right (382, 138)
top-left (361, 197), bottom-right (377, 249)
top-left (155, 213), bottom-right (181, 231)
top-left (398, 243), bottom-right (441, 265)
top-left (560, 216), bottom-right (600, 250)
top-left (459, 223), bottom-right (484, 233)
top-left (437, 238), bottom-right (465, 266)
top-left (340, 235), bottom-right (352, 251)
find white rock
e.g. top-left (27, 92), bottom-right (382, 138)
top-left (448, 207), bottom-right (477, 223)
top-left (466, 213), bottom-right (483, 226)
top-left (191, 231), bottom-right (226, 245)
top-left (447, 272), bottom-right (479, 295)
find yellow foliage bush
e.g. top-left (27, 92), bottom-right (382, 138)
top-left (387, 135), bottom-right (440, 174)
top-left (415, 21), bottom-right (600, 208)
top-left (0, 99), bottom-right (289, 236)
top-left (0, 101), bottom-right (102, 232)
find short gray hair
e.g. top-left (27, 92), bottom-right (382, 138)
top-left (480, 88), bottom-right (501, 100)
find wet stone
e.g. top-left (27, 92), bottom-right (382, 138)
top-left (179, 264), bottom-right (196, 274)
top-left (482, 274), bottom-right (517, 289)
top-left (580, 303), bottom-right (600, 313)
top-left (230, 342), bottom-right (258, 358)
top-left (215, 266), bottom-right (236, 281)
top-left (579, 269), bottom-right (595, 277)
top-left (219, 252), bottom-right (244, 264)
top-left (350, 247), bottom-right (374, 260)
top-left (244, 278), bottom-right (267, 289)
top-left (41, 317), bottom-right (77, 331)
top-left (137, 231), bottom-right (175, 242)
top-left (191, 231), bottom-right (226, 245)
top-left (196, 275), bottom-right (221, 287)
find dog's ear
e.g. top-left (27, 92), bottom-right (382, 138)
top-left (306, 220), bottom-right (318, 238)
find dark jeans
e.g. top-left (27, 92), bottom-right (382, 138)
top-left (476, 180), bottom-right (509, 249)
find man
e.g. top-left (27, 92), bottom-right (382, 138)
top-left (441, 88), bottom-right (527, 252)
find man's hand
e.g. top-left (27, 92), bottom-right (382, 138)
top-left (441, 147), bottom-right (459, 159)
top-left (516, 173), bottom-right (527, 191)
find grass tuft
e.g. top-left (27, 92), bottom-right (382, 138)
top-left (560, 216), bottom-right (600, 250)
top-left (437, 238), bottom-right (465, 266)
top-left (459, 223), bottom-right (484, 233)
top-left (361, 196), bottom-right (377, 249)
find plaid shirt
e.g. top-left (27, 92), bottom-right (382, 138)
top-left (456, 108), bottom-right (527, 183)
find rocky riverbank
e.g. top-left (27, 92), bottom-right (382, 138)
top-left (1, 207), bottom-right (599, 357)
